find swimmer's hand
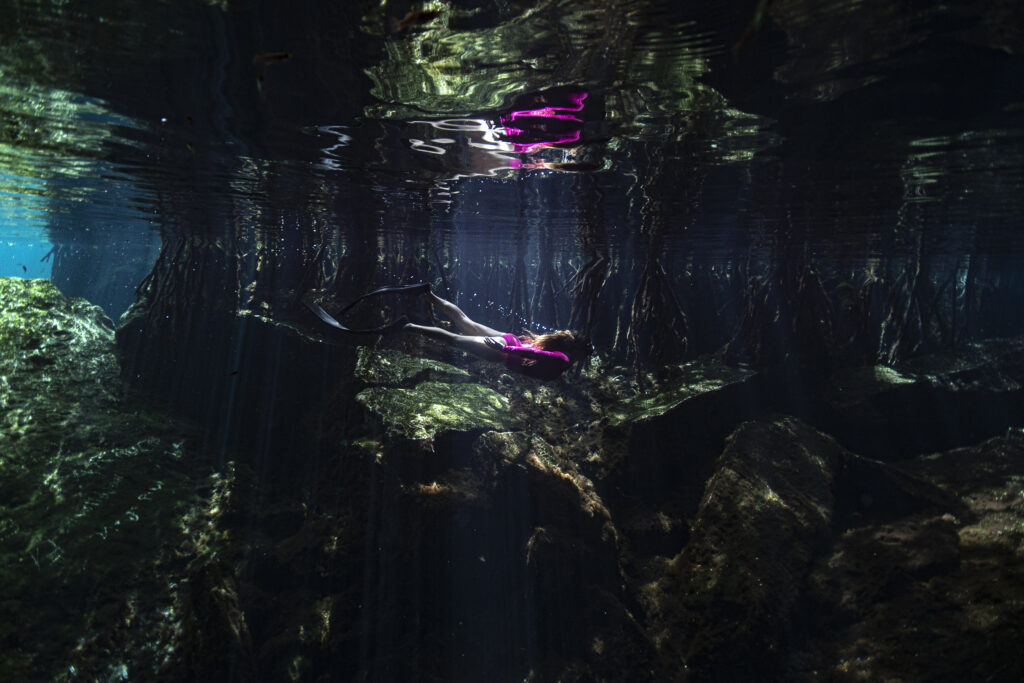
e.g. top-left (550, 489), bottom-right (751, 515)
top-left (485, 337), bottom-right (507, 350)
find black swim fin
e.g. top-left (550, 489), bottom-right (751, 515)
top-left (304, 282), bottom-right (430, 335)
top-left (304, 300), bottom-right (409, 335)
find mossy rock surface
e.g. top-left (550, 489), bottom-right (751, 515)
top-left (353, 346), bottom-right (518, 440)
top-left (357, 380), bottom-right (519, 440)
top-left (1, 277), bottom-right (121, 438)
top-left (0, 277), bottom-right (199, 680)
top-left (1, 277), bottom-right (118, 399)
top-left (794, 428), bottom-right (1024, 682)
top-left (355, 346), bottom-right (469, 385)
top-left (822, 335), bottom-right (1024, 459)
top-left (605, 359), bottom-right (756, 427)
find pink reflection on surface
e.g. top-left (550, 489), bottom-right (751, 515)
top-left (401, 89), bottom-right (597, 179)
top-left (498, 91), bottom-right (588, 154)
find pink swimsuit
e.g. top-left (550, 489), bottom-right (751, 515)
top-left (501, 334), bottom-right (570, 381)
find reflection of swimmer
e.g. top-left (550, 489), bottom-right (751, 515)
top-left (405, 290), bottom-right (592, 382)
top-left (498, 88), bottom-right (590, 154)
top-left (400, 87), bottom-right (600, 179)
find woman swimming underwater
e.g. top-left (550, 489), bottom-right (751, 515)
top-left (305, 285), bottom-right (591, 382)
top-left (404, 289), bottom-right (592, 382)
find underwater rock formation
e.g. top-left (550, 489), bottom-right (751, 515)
top-left (821, 337), bottom-right (1024, 459)
top-left (336, 346), bottom-right (1022, 681)
top-left (354, 348), bottom-right (520, 441)
top-left (612, 412), bottom-right (1020, 682)
top-left (629, 416), bottom-right (952, 681)
top-left (599, 357), bottom-right (762, 523)
top-left (0, 277), bottom-right (120, 413)
top-left (212, 341), bottom-right (1021, 682)
top-left (0, 278), bottom-right (200, 681)
top-left (9, 279), bottom-right (1021, 682)
top-left (797, 428), bottom-right (1024, 681)
top-left (639, 417), bottom-right (844, 680)
top-left (339, 348), bottom-right (652, 680)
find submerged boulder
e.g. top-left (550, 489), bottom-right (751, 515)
top-left (354, 347), bottom-right (521, 440)
top-left (640, 418), bottom-right (843, 681)
top-left (357, 381), bottom-right (519, 440)
top-left (1, 277), bottom-right (119, 420)
top-left (16, 275), bottom-right (1017, 683)
top-left (355, 345), bottom-right (470, 385)
top-left (594, 358), bottom-right (763, 559)
top-left (796, 429), bottom-right (1024, 682)
top-left (0, 277), bottom-right (199, 681)
top-left (391, 427), bottom-right (651, 682)
top-left (603, 358), bottom-right (758, 429)
top-left (636, 416), bottom-right (963, 682)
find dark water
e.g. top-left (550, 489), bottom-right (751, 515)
top-left (2, 1), bottom-right (1024, 681)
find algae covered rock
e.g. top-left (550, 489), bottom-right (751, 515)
top-left (598, 357), bottom-right (762, 523)
top-left (1, 277), bottom-right (124, 462)
top-left (354, 347), bottom-right (519, 440)
top-left (0, 277), bottom-right (199, 681)
top-left (630, 415), bottom-right (1017, 682)
top-left (604, 358), bottom-right (757, 428)
top-left (357, 380), bottom-right (519, 440)
top-left (355, 346), bottom-right (470, 385)
top-left (1, 277), bottom-right (119, 417)
top-left (640, 417), bottom-right (843, 681)
top-left (823, 336), bottom-right (1024, 458)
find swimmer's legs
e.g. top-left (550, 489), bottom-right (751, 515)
top-left (404, 323), bottom-right (507, 363)
top-left (425, 291), bottom-right (505, 338)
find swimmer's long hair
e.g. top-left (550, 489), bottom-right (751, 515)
top-left (522, 330), bottom-right (592, 362)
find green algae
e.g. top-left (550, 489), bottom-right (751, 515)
top-left (0, 277), bottom-right (199, 680)
top-left (829, 339), bottom-right (1024, 410)
top-left (473, 430), bottom-right (532, 465)
top-left (353, 346), bottom-right (516, 440)
top-left (1, 277), bottom-right (120, 436)
top-left (357, 380), bottom-right (518, 440)
top-left (355, 346), bottom-right (470, 385)
top-left (605, 359), bottom-right (756, 428)
top-left (0, 277), bottom-right (115, 377)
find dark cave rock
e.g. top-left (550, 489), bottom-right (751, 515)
top-left (600, 357), bottom-right (763, 517)
top-left (394, 428), bottom-right (652, 681)
top-left (635, 416), bottom-right (961, 682)
top-left (821, 336), bottom-right (1024, 459)
top-left (19, 270), bottom-right (1023, 682)
top-left (830, 445), bottom-right (967, 528)
top-left (639, 417), bottom-right (844, 681)
top-left (116, 285), bottom-right (361, 466)
top-left (181, 562), bottom-right (257, 682)
top-left (795, 429), bottom-right (1024, 682)
top-left (151, 418), bottom-right (650, 682)
top-left (616, 505), bottom-right (690, 558)
top-left (352, 347), bottom-right (522, 442)
top-left (354, 345), bottom-right (471, 386)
